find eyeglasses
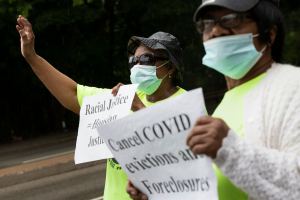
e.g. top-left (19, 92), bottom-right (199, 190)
top-left (195, 13), bottom-right (252, 33)
top-left (128, 53), bottom-right (168, 68)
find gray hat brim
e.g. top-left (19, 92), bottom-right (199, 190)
top-left (128, 36), bottom-right (180, 67)
top-left (193, 0), bottom-right (259, 22)
top-left (129, 36), bottom-right (167, 52)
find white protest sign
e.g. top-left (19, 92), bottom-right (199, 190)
top-left (75, 84), bottom-right (138, 164)
top-left (97, 88), bottom-right (218, 200)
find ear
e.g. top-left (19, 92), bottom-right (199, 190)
top-left (269, 25), bottom-right (277, 46)
top-left (168, 65), bottom-right (176, 75)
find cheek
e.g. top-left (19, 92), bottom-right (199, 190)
top-left (202, 34), bottom-right (209, 42)
top-left (156, 69), bottom-right (166, 78)
top-left (156, 66), bottom-right (170, 79)
top-left (252, 39), bottom-right (266, 52)
top-left (232, 21), bottom-right (259, 35)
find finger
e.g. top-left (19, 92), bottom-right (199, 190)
top-left (187, 133), bottom-right (211, 148)
top-left (111, 83), bottom-right (123, 96)
top-left (126, 181), bottom-right (138, 195)
top-left (17, 16), bottom-right (27, 28)
top-left (17, 28), bottom-right (27, 38)
top-left (127, 181), bottom-right (148, 200)
top-left (190, 143), bottom-right (210, 155)
top-left (19, 15), bottom-right (32, 28)
top-left (141, 194), bottom-right (149, 200)
top-left (127, 186), bottom-right (138, 196)
top-left (16, 15), bottom-right (24, 27)
top-left (194, 116), bottom-right (214, 126)
top-left (16, 25), bottom-right (22, 32)
top-left (128, 193), bottom-right (140, 200)
top-left (17, 19), bottom-right (34, 40)
top-left (18, 16), bottom-right (34, 38)
top-left (186, 123), bottom-right (211, 145)
top-left (127, 189), bottom-right (141, 200)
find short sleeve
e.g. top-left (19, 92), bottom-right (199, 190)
top-left (77, 84), bottom-right (110, 107)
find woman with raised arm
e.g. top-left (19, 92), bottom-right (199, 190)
top-left (16, 15), bottom-right (186, 199)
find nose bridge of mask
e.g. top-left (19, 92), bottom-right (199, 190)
top-left (205, 33), bottom-right (253, 45)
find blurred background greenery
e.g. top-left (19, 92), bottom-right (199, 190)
top-left (1, 0), bottom-right (299, 143)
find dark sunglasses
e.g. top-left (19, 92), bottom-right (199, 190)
top-left (195, 13), bottom-right (253, 34)
top-left (128, 53), bottom-right (168, 68)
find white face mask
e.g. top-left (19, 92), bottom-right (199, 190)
top-left (202, 33), bottom-right (266, 79)
top-left (130, 61), bottom-right (169, 95)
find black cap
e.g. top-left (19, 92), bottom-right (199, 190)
top-left (127, 31), bottom-right (183, 71)
top-left (193, 0), bottom-right (279, 22)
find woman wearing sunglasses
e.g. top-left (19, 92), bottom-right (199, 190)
top-left (107, 32), bottom-right (186, 200)
top-left (16, 15), bottom-right (185, 200)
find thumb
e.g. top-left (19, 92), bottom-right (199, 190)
top-left (19, 30), bottom-right (27, 39)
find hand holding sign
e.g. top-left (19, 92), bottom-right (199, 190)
top-left (112, 82), bottom-right (145, 111)
top-left (127, 181), bottom-right (149, 200)
top-left (98, 88), bottom-right (218, 200)
top-left (187, 116), bottom-right (229, 158)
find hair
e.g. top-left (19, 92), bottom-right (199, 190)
top-left (249, 0), bottom-right (285, 62)
top-left (154, 49), bottom-right (183, 86)
top-left (168, 63), bottom-right (182, 86)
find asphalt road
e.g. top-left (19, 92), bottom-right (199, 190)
top-left (0, 132), bottom-right (106, 200)
top-left (0, 163), bottom-right (105, 200)
top-left (0, 133), bottom-right (76, 169)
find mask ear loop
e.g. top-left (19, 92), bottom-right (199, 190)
top-left (252, 33), bottom-right (268, 53)
top-left (156, 60), bottom-right (172, 80)
top-left (260, 45), bottom-right (267, 53)
top-left (156, 60), bottom-right (170, 69)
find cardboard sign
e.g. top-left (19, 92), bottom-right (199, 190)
top-left (97, 88), bottom-right (218, 200)
top-left (75, 84), bottom-right (138, 164)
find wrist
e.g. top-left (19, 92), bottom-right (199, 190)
top-left (24, 51), bottom-right (38, 63)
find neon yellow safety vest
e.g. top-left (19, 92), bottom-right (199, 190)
top-left (77, 85), bottom-right (185, 200)
top-left (212, 73), bottom-right (266, 200)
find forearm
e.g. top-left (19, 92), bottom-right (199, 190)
top-left (215, 130), bottom-right (300, 200)
top-left (25, 54), bottom-right (80, 114)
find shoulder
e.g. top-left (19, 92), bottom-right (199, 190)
top-left (260, 63), bottom-right (300, 92)
top-left (268, 63), bottom-right (300, 81)
top-left (77, 84), bottom-right (110, 97)
top-left (77, 84), bottom-right (110, 106)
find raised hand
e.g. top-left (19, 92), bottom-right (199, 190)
top-left (16, 15), bottom-right (36, 59)
top-left (187, 116), bottom-right (229, 158)
top-left (15, 15), bottom-right (79, 114)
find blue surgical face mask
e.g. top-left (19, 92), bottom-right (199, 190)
top-left (130, 61), bottom-right (169, 95)
top-left (202, 33), bottom-right (266, 79)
